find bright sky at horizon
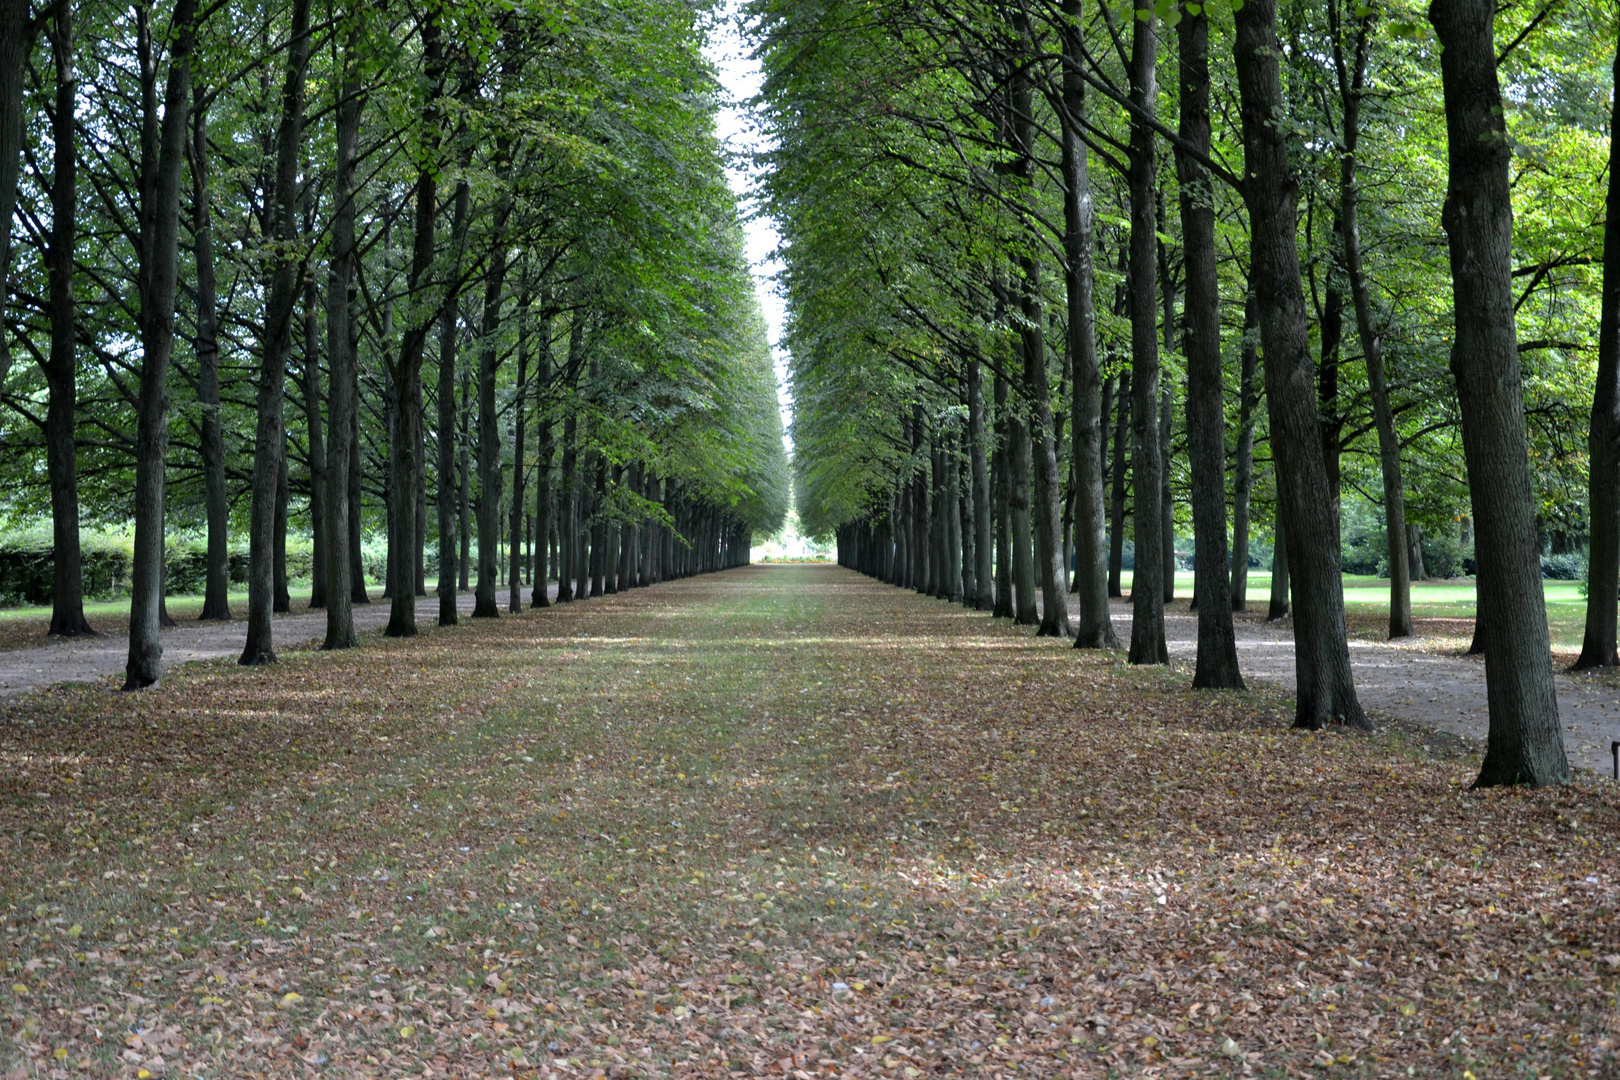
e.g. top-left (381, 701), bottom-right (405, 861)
top-left (702, 4), bottom-right (793, 447)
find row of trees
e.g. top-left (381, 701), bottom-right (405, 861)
top-left (757, 0), bottom-right (1613, 787)
top-left (0, 0), bottom-right (789, 684)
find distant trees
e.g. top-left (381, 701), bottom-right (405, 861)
top-left (1, 0), bottom-right (787, 683)
top-left (765, 0), bottom-right (1606, 785)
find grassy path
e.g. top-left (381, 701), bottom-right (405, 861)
top-left (0, 564), bottom-right (1616, 1078)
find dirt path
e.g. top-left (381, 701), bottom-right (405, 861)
top-left (1104, 598), bottom-right (1620, 778)
top-left (0, 584), bottom-right (559, 699)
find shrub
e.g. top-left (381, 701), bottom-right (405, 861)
top-left (1541, 552), bottom-right (1586, 581)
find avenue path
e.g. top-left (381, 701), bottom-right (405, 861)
top-left (0, 586), bottom-right (559, 699)
top-left (1134, 600), bottom-right (1620, 778)
top-left (0, 562), bottom-right (1608, 1078)
top-left (4, 568), bottom-right (1620, 779)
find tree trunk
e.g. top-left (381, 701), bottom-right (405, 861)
top-left (1009, 39), bottom-right (1070, 637)
top-left (274, 442), bottom-right (290, 612)
top-left (1319, 274), bottom-right (1345, 510)
top-left (532, 322), bottom-right (553, 608)
top-left (1109, 368), bottom-right (1129, 598)
top-left (240, 0), bottom-right (308, 664)
top-left (322, 43), bottom-right (360, 650)
top-left (190, 86), bottom-right (232, 622)
top-left (0, 0), bottom-right (41, 385)
top-left (1126, 9), bottom-right (1166, 665)
top-left (558, 410), bottom-right (577, 602)
top-left (1230, 294), bottom-right (1258, 612)
top-left (473, 205), bottom-right (512, 619)
top-left (1431, 0), bottom-right (1567, 785)
top-left (1408, 523), bottom-right (1427, 581)
top-left (945, 430), bottom-right (963, 603)
top-left (509, 308), bottom-right (529, 613)
top-left (1177, 6), bottom-right (1242, 688)
top-left (385, 8), bottom-right (443, 637)
top-left (1236, 0), bottom-right (1365, 728)
top-left (1268, 519), bottom-right (1290, 620)
top-left (993, 374), bottom-right (1014, 618)
top-left (124, 0), bottom-right (197, 689)
top-left (1007, 386), bottom-right (1039, 627)
top-left (302, 276), bottom-right (327, 609)
top-left (1059, 5), bottom-right (1117, 646)
top-left (458, 363), bottom-right (471, 592)
top-left (42, 3), bottom-right (94, 638)
top-left (967, 358), bottom-right (993, 610)
top-left (1578, 38), bottom-right (1620, 670)
top-left (436, 179), bottom-right (468, 624)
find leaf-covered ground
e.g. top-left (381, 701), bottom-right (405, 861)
top-left (0, 564), bottom-right (1615, 1078)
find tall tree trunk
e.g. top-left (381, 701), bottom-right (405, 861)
top-left (124, 0), bottom-right (197, 689)
top-left (1009, 35), bottom-right (1071, 637)
top-left (1430, 0), bottom-right (1567, 784)
top-left (1160, 385), bottom-right (1174, 603)
top-left (474, 235), bottom-right (508, 617)
top-left (1235, 0), bottom-right (1365, 728)
top-left (967, 358), bottom-right (993, 610)
top-left (0, 0), bottom-right (44, 384)
top-left (944, 430), bottom-right (963, 603)
top-left (1268, 518), bottom-right (1290, 620)
top-left (1108, 368), bottom-right (1129, 597)
top-left (191, 87), bottom-right (231, 622)
top-left (533, 390), bottom-right (552, 607)
top-left (509, 306), bottom-right (529, 613)
top-left (1007, 383), bottom-right (1039, 627)
top-left (1177, 5), bottom-right (1242, 688)
top-left (993, 374), bottom-right (1014, 618)
top-left (1059, 2), bottom-right (1117, 646)
top-left (1127, 9), bottom-right (1166, 665)
top-left (436, 178), bottom-right (468, 625)
top-left (1319, 268), bottom-right (1345, 510)
top-left (591, 455), bottom-right (607, 597)
top-left (386, 8), bottom-right (443, 637)
top-left (274, 443), bottom-right (290, 611)
top-left (458, 363), bottom-right (471, 592)
top-left (558, 409), bottom-right (577, 603)
top-left (240, 0), bottom-right (308, 664)
top-left (42, 3), bottom-right (94, 638)
top-left (1230, 294), bottom-right (1258, 611)
top-left (322, 40), bottom-right (360, 650)
top-left (303, 277), bottom-right (327, 609)
top-left (1575, 38), bottom-right (1620, 669)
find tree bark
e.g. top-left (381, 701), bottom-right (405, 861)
top-left (1108, 368), bottom-right (1129, 598)
top-left (1431, 0), bottom-right (1567, 784)
top-left (1230, 294), bottom-right (1258, 611)
top-left (42, 3), bottom-right (95, 638)
top-left (1177, 5), bottom-right (1242, 688)
top-left (302, 276), bottom-right (327, 609)
top-left (125, 0), bottom-right (197, 689)
top-left (436, 179), bottom-right (469, 625)
top-left (509, 306), bottom-right (530, 613)
top-left (474, 235), bottom-right (508, 617)
top-left (458, 363), bottom-right (471, 592)
top-left (322, 39), bottom-right (361, 650)
top-left (1576, 36), bottom-right (1620, 670)
top-left (1235, 0), bottom-right (1365, 727)
top-left (240, 0), bottom-right (309, 664)
top-left (0, 0), bottom-right (41, 386)
top-left (1059, 3), bottom-right (1117, 646)
top-left (1126, 9), bottom-right (1166, 665)
top-left (967, 357), bottom-right (993, 610)
top-left (1268, 518), bottom-right (1291, 620)
top-left (385, 8), bottom-right (444, 637)
top-left (1009, 41), bottom-right (1070, 638)
top-left (274, 441), bottom-right (290, 612)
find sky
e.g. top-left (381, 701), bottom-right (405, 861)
top-left (701, 4), bottom-right (792, 439)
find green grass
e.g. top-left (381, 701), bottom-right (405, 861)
top-left (1123, 568), bottom-right (1591, 648)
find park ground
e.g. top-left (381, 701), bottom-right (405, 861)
top-left (0, 564), bottom-right (1616, 1078)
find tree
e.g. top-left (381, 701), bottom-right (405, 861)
top-left (1430, 0), bottom-right (1568, 786)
